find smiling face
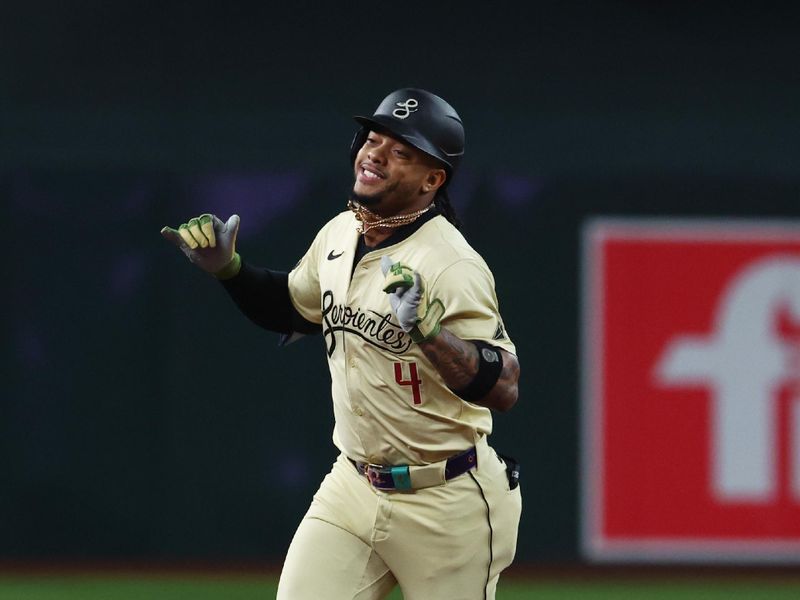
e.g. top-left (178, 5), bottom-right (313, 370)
top-left (351, 130), bottom-right (447, 216)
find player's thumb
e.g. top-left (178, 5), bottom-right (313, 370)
top-left (215, 214), bottom-right (240, 249)
top-left (224, 214), bottom-right (241, 241)
top-left (412, 272), bottom-right (424, 295)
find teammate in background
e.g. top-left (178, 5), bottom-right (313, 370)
top-left (162, 88), bottom-right (522, 600)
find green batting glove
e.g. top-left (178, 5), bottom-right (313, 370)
top-left (161, 213), bottom-right (242, 279)
top-left (380, 255), bottom-right (445, 343)
top-left (382, 261), bottom-right (416, 293)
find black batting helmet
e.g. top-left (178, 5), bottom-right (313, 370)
top-left (350, 88), bottom-right (465, 180)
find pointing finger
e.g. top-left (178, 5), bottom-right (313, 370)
top-left (161, 226), bottom-right (187, 248)
top-left (380, 255), bottom-right (394, 277)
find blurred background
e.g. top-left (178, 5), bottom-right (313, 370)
top-left (3, 0), bottom-right (800, 597)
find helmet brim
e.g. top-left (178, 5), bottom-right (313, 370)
top-left (353, 115), bottom-right (453, 173)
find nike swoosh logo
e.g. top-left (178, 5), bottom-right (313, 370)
top-left (327, 250), bottom-right (344, 260)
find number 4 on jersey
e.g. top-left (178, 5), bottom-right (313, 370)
top-left (394, 362), bottom-right (422, 405)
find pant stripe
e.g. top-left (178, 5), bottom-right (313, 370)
top-left (468, 470), bottom-right (493, 600)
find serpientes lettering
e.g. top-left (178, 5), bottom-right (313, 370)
top-left (321, 290), bottom-right (412, 356)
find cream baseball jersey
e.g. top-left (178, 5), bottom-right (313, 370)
top-left (288, 210), bottom-right (515, 466)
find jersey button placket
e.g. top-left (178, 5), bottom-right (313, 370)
top-left (351, 358), bottom-right (364, 415)
top-left (345, 351), bottom-right (365, 418)
top-left (349, 358), bottom-right (359, 414)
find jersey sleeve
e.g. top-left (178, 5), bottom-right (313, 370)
top-left (287, 226), bottom-right (326, 324)
top-left (428, 258), bottom-right (516, 355)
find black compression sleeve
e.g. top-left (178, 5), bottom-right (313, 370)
top-left (220, 260), bottom-right (321, 335)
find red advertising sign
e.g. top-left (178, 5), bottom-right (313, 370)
top-left (582, 219), bottom-right (800, 562)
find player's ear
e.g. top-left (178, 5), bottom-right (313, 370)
top-left (423, 168), bottom-right (447, 194)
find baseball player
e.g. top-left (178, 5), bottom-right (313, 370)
top-left (161, 88), bottom-right (522, 599)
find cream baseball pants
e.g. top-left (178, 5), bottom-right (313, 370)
top-left (277, 437), bottom-right (522, 600)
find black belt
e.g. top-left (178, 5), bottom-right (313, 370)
top-left (349, 446), bottom-right (477, 490)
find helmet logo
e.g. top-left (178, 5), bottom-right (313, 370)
top-left (392, 98), bottom-right (418, 119)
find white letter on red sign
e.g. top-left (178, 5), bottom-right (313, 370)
top-left (656, 258), bottom-right (800, 502)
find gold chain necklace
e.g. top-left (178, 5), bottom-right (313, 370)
top-left (347, 200), bottom-right (433, 234)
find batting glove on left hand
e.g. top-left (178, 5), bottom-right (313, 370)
top-left (161, 213), bottom-right (241, 279)
top-left (380, 255), bottom-right (445, 343)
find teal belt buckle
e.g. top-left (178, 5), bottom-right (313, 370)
top-left (390, 465), bottom-right (412, 490)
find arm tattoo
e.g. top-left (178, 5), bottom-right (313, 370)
top-left (418, 327), bottom-right (520, 412)
top-left (418, 328), bottom-right (479, 389)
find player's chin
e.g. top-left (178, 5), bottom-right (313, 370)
top-left (350, 187), bottom-right (383, 207)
